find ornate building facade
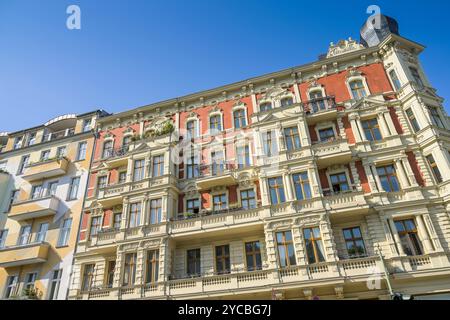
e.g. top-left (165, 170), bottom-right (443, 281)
top-left (0, 111), bottom-right (108, 299)
top-left (63, 19), bottom-right (450, 300)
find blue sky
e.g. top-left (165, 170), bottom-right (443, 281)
top-left (0, 0), bottom-right (449, 132)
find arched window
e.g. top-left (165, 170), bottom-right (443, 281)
top-left (280, 97), bottom-right (294, 108)
top-left (209, 115), bottom-right (222, 131)
top-left (259, 102), bottom-right (272, 112)
top-left (349, 80), bottom-right (367, 100)
top-left (233, 109), bottom-right (247, 129)
top-left (186, 120), bottom-right (197, 139)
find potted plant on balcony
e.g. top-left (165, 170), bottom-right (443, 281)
top-left (21, 287), bottom-right (42, 300)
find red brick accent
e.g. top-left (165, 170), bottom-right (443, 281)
top-left (309, 125), bottom-right (318, 143)
top-left (201, 191), bottom-right (211, 210)
top-left (319, 169), bottom-right (329, 190)
top-left (103, 209), bottom-right (113, 227)
top-left (388, 107), bottom-right (404, 134)
top-left (406, 151), bottom-right (425, 186)
top-left (178, 194), bottom-right (184, 213)
top-left (355, 161), bottom-right (371, 193)
top-left (228, 185), bottom-right (238, 204)
top-left (342, 116), bottom-right (356, 144)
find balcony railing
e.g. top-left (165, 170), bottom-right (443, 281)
top-left (171, 205), bottom-right (260, 222)
top-left (303, 96), bottom-right (336, 115)
top-left (101, 146), bottom-right (130, 160)
top-left (42, 128), bottom-right (75, 142)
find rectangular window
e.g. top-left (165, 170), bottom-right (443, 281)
top-left (234, 109), bottom-right (247, 128)
top-left (106, 261), bottom-right (116, 288)
top-left (213, 194), bottom-right (227, 212)
top-left (276, 231), bottom-right (296, 267)
top-left (24, 272), bottom-right (37, 291)
top-left (343, 227), bottom-right (367, 258)
top-left (13, 136), bottom-right (23, 150)
top-left (329, 172), bottom-right (350, 193)
top-left (0, 230), bottom-right (8, 248)
top-left (46, 181), bottom-right (59, 196)
top-left (123, 253), bottom-right (137, 286)
top-left (350, 80), bottom-right (367, 100)
top-left (427, 154), bottom-right (443, 183)
top-left (186, 154), bottom-right (200, 179)
top-left (362, 118), bottom-right (382, 141)
top-left (389, 69), bottom-right (402, 91)
top-left (427, 106), bottom-right (445, 129)
top-left (89, 216), bottom-right (101, 238)
top-left (57, 218), bottom-right (72, 247)
top-left (259, 102), bottom-right (272, 112)
top-left (146, 250), bottom-right (159, 284)
top-left (262, 131), bottom-right (277, 157)
top-left (187, 248), bottom-right (201, 276)
top-left (309, 91), bottom-right (326, 112)
top-left (27, 133), bottom-right (36, 146)
top-left (245, 241), bottom-right (262, 271)
top-left (6, 190), bottom-right (19, 213)
top-left (83, 119), bottom-right (92, 132)
top-left (82, 264), bottom-right (95, 291)
top-left (240, 189), bottom-right (256, 209)
top-left (211, 151), bottom-right (224, 175)
top-left (56, 146), bottom-right (67, 158)
top-left (303, 227), bottom-right (326, 264)
top-left (133, 159), bottom-right (145, 181)
top-left (40, 150), bottom-right (51, 161)
top-left (97, 176), bottom-right (108, 193)
top-left (17, 225), bottom-right (32, 245)
top-left (113, 213), bottom-right (122, 230)
top-left (48, 269), bottom-right (62, 300)
top-left (31, 184), bottom-right (43, 200)
top-left (318, 127), bottom-right (336, 142)
top-left (395, 219), bottom-right (423, 256)
top-left (215, 245), bottom-right (230, 274)
top-left (18, 155), bottom-right (30, 175)
top-left (284, 127), bottom-right (301, 151)
top-left (35, 223), bottom-right (49, 243)
top-left (236, 145), bottom-right (250, 168)
top-left (268, 177), bottom-right (286, 205)
top-left (150, 198), bottom-right (162, 224)
top-left (152, 155), bottom-right (164, 177)
top-left (292, 172), bottom-right (312, 200)
top-left (186, 121), bottom-right (197, 139)
top-left (67, 177), bottom-right (80, 200)
top-left (209, 115), bottom-right (222, 132)
top-left (76, 141), bottom-right (87, 161)
top-left (186, 199), bottom-right (200, 214)
top-left (4, 275), bottom-right (18, 298)
top-left (118, 171), bottom-right (127, 184)
top-left (376, 165), bottom-right (400, 192)
top-left (102, 141), bottom-right (114, 159)
top-left (409, 67), bottom-right (424, 89)
top-left (406, 108), bottom-right (420, 133)
top-left (129, 202), bottom-right (141, 228)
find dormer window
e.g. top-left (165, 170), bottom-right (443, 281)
top-left (259, 102), bottom-right (272, 112)
top-left (349, 80), bottom-right (367, 100)
top-left (280, 97), bottom-right (294, 108)
top-left (83, 119), bottom-right (92, 132)
top-left (13, 136), bottom-right (23, 150)
top-left (27, 133), bottom-right (37, 146)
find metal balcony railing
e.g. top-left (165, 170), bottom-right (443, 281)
top-left (303, 96), bottom-right (336, 114)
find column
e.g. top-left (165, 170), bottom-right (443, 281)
top-left (377, 112), bottom-right (391, 137)
top-left (298, 117), bottom-right (310, 147)
top-left (388, 218), bottom-right (405, 255)
top-left (383, 110), bottom-right (398, 136)
top-left (293, 81), bottom-right (302, 103)
top-left (349, 114), bottom-right (363, 143)
top-left (161, 193), bottom-right (168, 222)
top-left (400, 156), bottom-right (419, 187)
top-left (164, 147), bottom-right (171, 176)
top-left (349, 161), bottom-right (362, 192)
top-left (260, 176), bottom-right (270, 206)
top-left (394, 159), bottom-right (410, 189)
top-left (355, 117), bottom-right (366, 141)
top-left (121, 199), bottom-right (129, 230)
top-left (283, 172), bottom-right (294, 201)
top-left (433, 143), bottom-right (450, 181)
top-left (415, 215), bottom-right (434, 254)
top-left (422, 212), bottom-right (443, 252)
top-left (144, 154), bottom-right (151, 178)
top-left (126, 159), bottom-right (134, 183)
top-left (364, 163), bottom-right (379, 193)
top-left (142, 196), bottom-right (149, 225)
top-left (307, 163), bottom-right (321, 197)
top-left (278, 127), bottom-right (286, 152)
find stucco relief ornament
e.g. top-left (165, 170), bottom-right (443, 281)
top-left (233, 100), bottom-right (246, 108)
top-left (123, 126), bottom-right (135, 135)
top-left (269, 219), bottom-right (293, 230)
top-left (326, 38), bottom-right (364, 58)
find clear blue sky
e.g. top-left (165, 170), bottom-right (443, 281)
top-left (0, 0), bottom-right (449, 132)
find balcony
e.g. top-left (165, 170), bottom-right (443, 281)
top-left (0, 242), bottom-right (49, 268)
top-left (100, 146), bottom-right (130, 167)
top-left (196, 164), bottom-right (237, 190)
top-left (322, 189), bottom-right (368, 214)
top-left (303, 96), bottom-right (337, 124)
top-left (22, 157), bottom-right (69, 182)
top-left (96, 183), bottom-right (126, 207)
top-left (9, 196), bottom-right (60, 221)
top-left (42, 128), bottom-right (75, 142)
top-left (312, 138), bottom-right (351, 167)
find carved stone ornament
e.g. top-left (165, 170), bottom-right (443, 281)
top-left (326, 38), bottom-right (364, 58)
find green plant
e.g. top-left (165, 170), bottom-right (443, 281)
top-left (0, 168), bottom-right (8, 174)
top-left (22, 287), bottom-right (42, 299)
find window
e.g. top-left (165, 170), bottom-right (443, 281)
top-left (57, 218), bottom-right (72, 247)
top-left (102, 141), bottom-right (114, 159)
top-left (406, 108), bottom-right (420, 133)
top-left (215, 245), bottom-right (230, 274)
top-left (268, 177), bottom-right (286, 205)
top-left (186, 199), bottom-right (200, 214)
top-left (284, 127), bottom-right (301, 151)
top-left (133, 159), bottom-right (145, 181)
top-left (395, 219), bottom-right (423, 256)
top-left (56, 146), bottom-right (67, 158)
top-left (240, 189), bottom-right (256, 209)
top-left (409, 67), bottom-right (424, 89)
top-left (318, 127), bottom-right (336, 142)
top-left (31, 184), bottom-right (43, 199)
top-left (427, 106), bottom-right (445, 129)
top-left (303, 227), bottom-right (325, 264)
top-left (233, 109), bottom-right (247, 128)
top-left (329, 172), bottom-right (350, 193)
top-left (48, 269), bottom-right (62, 300)
top-left (123, 253), bottom-right (137, 286)
top-left (13, 136), bottom-right (23, 149)
top-left (106, 261), bottom-right (116, 288)
top-left (309, 90), bottom-right (325, 112)
top-left (118, 171), bottom-right (127, 184)
top-left (292, 172), bottom-right (312, 200)
top-left (24, 272), bottom-right (37, 291)
top-left (280, 97), bottom-right (294, 108)
top-left (427, 154), bottom-right (443, 183)
top-left (82, 264), bottom-right (95, 291)
top-left (377, 165), bottom-right (400, 192)
top-left (186, 120), bottom-right (197, 139)
top-left (146, 250), bottom-right (159, 283)
top-left (186, 154), bottom-right (200, 178)
top-left (97, 176), bottom-right (108, 192)
top-left (211, 151), bottom-right (224, 175)
top-left (123, 136), bottom-right (132, 151)
top-left (18, 155), bottom-right (30, 174)
top-left (213, 194), bottom-right (227, 212)
top-left (150, 198), bottom-right (162, 224)
top-left (209, 115), bottom-right (222, 132)
top-left (6, 190), bottom-right (18, 213)
top-left (245, 241), bottom-right (262, 271)
top-left (27, 132), bottom-right (36, 146)
top-left (17, 225), bottom-right (31, 246)
top-left (89, 216), bottom-right (101, 238)
top-left (259, 102), bottom-right (272, 112)
top-left (40, 150), bottom-right (51, 161)
top-left (343, 227), bottom-right (367, 258)
top-left (113, 213), bottom-right (122, 230)
top-left (35, 223), bottom-right (49, 242)
top-left (47, 181), bottom-right (58, 196)
top-left (349, 80), bottom-right (367, 100)
top-left (236, 145), bottom-right (250, 168)
top-left (187, 249), bottom-right (201, 276)
top-left (152, 155), bottom-right (164, 177)
top-left (4, 275), bottom-right (18, 298)
top-left (67, 177), bottom-right (80, 200)
top-left (0, 230), bottom-right (8, 248)
top-left (129, 202), bottom-right (141, 228)
top-left (83, 119), bottom-right (92, 132)
top-left (276, 231), bottom-right (296, 267)
top-left (76, 142), bottom-right (87, 161)
top-left (262, 131), bottom-right (277, 157)
top-left (389, 69), bottom-right (402, 91)
top-left (361, 118), bottom-right (382, 141)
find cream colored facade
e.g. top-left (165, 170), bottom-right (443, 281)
top-left (0, 111), bottom-right (107, 299)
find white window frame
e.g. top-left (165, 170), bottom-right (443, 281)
top-left (346, 76), bottom-right (371, 100)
